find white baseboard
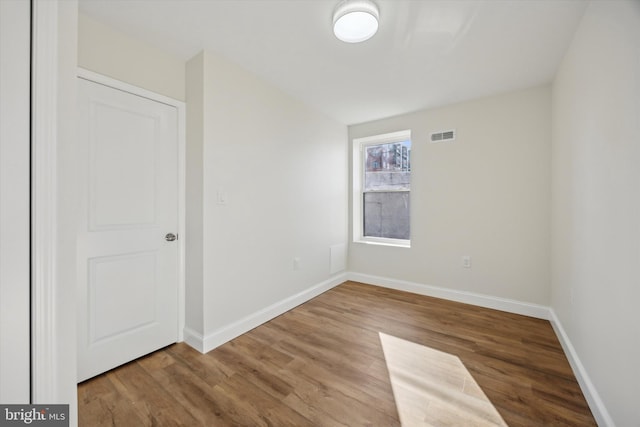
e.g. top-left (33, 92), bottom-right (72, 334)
top-left (182, 327), bottom-right (206, 354)
top-left (183, 271), bottom-right (611, 426)
top-left (347, 272), bottom-right (612, 426)
top-left (347, 272), bottom-right (551, 320)
top-left (548, 310), bottom-right (614, 427)
top-left (184, 273), bottom-right (347, 354)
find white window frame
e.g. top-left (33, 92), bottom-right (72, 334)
top-left (353, 129), bottom-right (411, 248)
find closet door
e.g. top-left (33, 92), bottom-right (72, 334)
top-left (0, 0), bottom-right (31, 403)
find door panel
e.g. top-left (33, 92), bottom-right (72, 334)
top-left (77, 78), bottom-right (178, 382)
top-left (89, 101), bottom-right (157, 229)
top-left (89, 252), bottom-right (157, 343)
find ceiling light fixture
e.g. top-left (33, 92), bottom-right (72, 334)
top-left (333, 0), bottom-right (379, 43)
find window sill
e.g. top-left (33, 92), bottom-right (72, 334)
top-left (353, 239), bottom-right (411, 249)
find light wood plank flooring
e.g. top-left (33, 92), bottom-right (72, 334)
top-left (78, 281), bottom-right (596, 426)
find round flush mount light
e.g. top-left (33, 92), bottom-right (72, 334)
top-left (333, 0), bottom-right (379, 43)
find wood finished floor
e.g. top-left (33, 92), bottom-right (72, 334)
top-left (78, 281), bottom-right (596, 426)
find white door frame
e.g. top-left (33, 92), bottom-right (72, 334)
top-left (77, 67), bottom-right (187, 346)
top-left (31, 0), bottom-right (62, 403)
top-left (31, 61), bottom-right (186, 402)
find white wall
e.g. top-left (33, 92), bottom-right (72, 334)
top-left (0, 0), bottom-right (31, 403)
top-left (185, 51), bottom-right (348, 350)
top-left (78, 13), bottom-right (185, 101)
top-left (551, 1), bottom-right (640, 425)
top-left (349, 86), bottom-right (551, 306)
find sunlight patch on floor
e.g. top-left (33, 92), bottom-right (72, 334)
top-left (379, 332), bottom-right (507, 426)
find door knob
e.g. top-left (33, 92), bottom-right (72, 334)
top-left (165, 233), bottom-right (177, 242)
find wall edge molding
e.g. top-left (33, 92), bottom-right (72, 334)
top-left (548, 309), bottom-right (615, 427)
top-left (182, 327), bottom-right (205, 354)
top-left (347, 272), bottom-right (551, 319)
top-left (185, 273), bottom-right (348, 354)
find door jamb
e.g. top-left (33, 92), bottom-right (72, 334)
top-left (31, 0), bottom-right (60, 403)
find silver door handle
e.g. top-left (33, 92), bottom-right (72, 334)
top-left (165, 233), bottom-right (177, 242)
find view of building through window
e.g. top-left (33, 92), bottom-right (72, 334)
top-left (363, 140), bottom-right (411, 240)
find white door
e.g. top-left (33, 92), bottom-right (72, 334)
top-left (76, 77), bottom-right (179, 382)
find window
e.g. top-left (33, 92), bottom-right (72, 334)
top-left (353, 130), bottom-right (411, 247)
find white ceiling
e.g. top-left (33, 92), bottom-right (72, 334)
top-left (78, 0), bottom-right (588, 125)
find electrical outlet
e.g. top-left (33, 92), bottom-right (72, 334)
top-left (462, 256), bottom-right (472, 268)
top-left (293, 257), bottom-right (301, 270)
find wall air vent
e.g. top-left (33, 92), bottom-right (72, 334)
top-left (430, 129), bottom-right (456, 143)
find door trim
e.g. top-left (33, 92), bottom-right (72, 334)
top-left (76, 68), bottom-right (187, 344)
top-left (31, 0), bottom-right (60, 403)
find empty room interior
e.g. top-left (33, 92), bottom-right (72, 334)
top-left (1, 0), bottom-right (639, 426)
